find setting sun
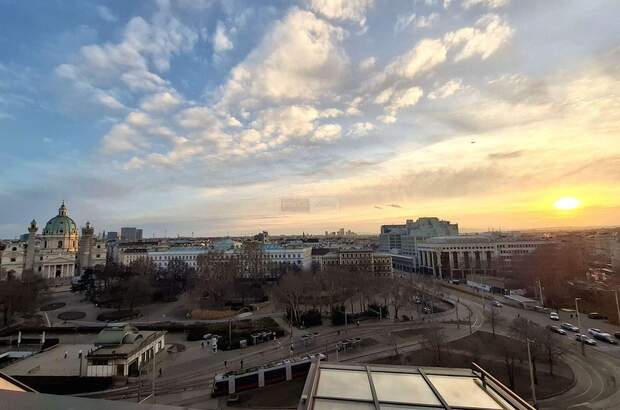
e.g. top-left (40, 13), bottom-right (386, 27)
top-left (554, 196), bottom-right (582, 210)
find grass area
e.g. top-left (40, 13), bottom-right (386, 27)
top-left (372, 331), bottom-right (574, 400)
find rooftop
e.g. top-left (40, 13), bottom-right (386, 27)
top-left (2, 344), bottom-right (94, 377)
top-left (299, 362), bottom-right (534, 410)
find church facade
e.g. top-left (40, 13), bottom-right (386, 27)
top-left (0, 202), bottom-right (106, 280)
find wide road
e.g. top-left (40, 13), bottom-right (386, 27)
top-left (431, 278), bottom-right (620, 410)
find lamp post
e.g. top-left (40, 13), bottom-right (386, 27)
top-left (526, 338), bottom-right (537, 408)
top-left (575, 297), bottom-right (584, 356)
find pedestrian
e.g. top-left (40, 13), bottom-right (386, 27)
top-left (240, 359), bottom-right (244, 369)
top-left (158, 368), bottom-right (162, 377)
top-left (64, 351), bottom-right (68, 359)
top-left (356, 320), bottom-right (360, 327)
top-left (224, 360), bottom-right (227, 368)
top-left (201, 341), bottom-right (204, 349)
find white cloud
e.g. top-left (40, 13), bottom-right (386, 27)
top-left (395, 13), bottom-right (417, 33)
top-left (385, 38), bottom-right (448, 79)
top-left (377, 114), bottom-right (396, 124)
top-left (308, 0), bottom-right (374, 26)
top-left (218, 9), bottom-right (348, 106)
top-left (213, 22), bottom-right (233, 53)
top-left (462, 0), bottom-right (510, 10)
top-left (416, 13), bottom-right (439, 28)
top-left (428, 79), bottom-right (464, 99)
top-left (140, 91), bottom-right (182, 112)
top-left (348, 121), bottom-right (375, 137)
top-left (385, 86), bottom-right (424, 115)
top-left (359, 56), bottom-right (376, 71)
top-left (253, 105), bottom-right (319, 142)
top-left (445, 14), bottom-right (513, 62)
top-left (97, 5), bottom-right (117, 22)
top-left (312, 123), bottom-right (342, 141)
top-left (374, 86), bottom-right (395, 104)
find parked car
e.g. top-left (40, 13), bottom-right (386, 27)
top-left (491, 301), bottom-right (503, 308)
top-left (588, 312), bottom-right (607, 320)
top-left (561, 323), bottom-right (579, 332)
top-left (535, 305), bottom-right (549, 312)
top-left (615, 332), bottom-right (620, 340)
top-left (549, 312), bottom-right (560, 321)
top-left (422, 306), bottom-right (431, 314)
top-left (547, 325), bottom-right (567, 335)
top-left (575, 334), bottom-right (597, 345)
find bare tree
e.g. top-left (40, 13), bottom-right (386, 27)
top-left (499, 336), bottom-right (521, 390)
top-left (124, 275), bottom-right (153, 312)
top-left (533, 326), bottom-right (564, 376)
top-left (484, 307), bottom-right (504, 337)
top-left (421, 327), bottom-right (445, 365)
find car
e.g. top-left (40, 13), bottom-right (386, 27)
top-left (422, 306), bottom-right (431, 314)
top-left (588, 328), bottom-right (603, 337)
top-left (599, 334), bottom-right (618, 345)
top-left (588, 328), bottom-right (618, 344)
top-left (549, 312), bottom-right (559, 321)
top-left (615, 332), bottom-right (620, 340)
top-left (535, 305), bottom-right (549, 312)
top-left (547, 325), bottom-right (567, 335)
top-left (561, 323), bottom-right (579, 332)
top-left (588, 312), bottom-right (607, 320)
top-left (575, 334), bottom-right (597, 345)
top-left (491, 301), bottom-right (503, 308)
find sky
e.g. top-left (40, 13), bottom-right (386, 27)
top-left (1, 0), bottom-right (620, 238)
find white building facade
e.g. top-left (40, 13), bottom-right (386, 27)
top-left (0, 203), bottom-right (106, 280)
top-left (416, 235), bottom-right (548, 280)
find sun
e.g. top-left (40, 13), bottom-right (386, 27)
top-left (554, 196), bottom-right (581, 210)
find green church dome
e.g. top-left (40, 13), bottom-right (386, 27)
top-left (43, 202), bottom-right (77, 236)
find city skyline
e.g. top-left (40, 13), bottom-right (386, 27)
top-left (2, 0), bottom-right (620, 237)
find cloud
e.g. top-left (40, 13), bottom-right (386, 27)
top-left (416, 13), bottom-right (439, 28)
top-left (445, 14), bottom-right (513, 62)
top-left (385, 38), bottom-right (448, 80)
top-left (395, 13), bottom-right (417, 33)
top-left (348, 121), bottom-right (375, 137)
top-left (488, 150), bottom-right (523, 160)
top-left (312, 124), bottom-right (342, 142)
top-left (140, 91), bottom-right (182, 112)
top-left (307, 0), bottom-right (374, 26)
top-left (462, 0), bottom-right (510, 10)
top-left (385, 86), bottom-right (424, 115)
top-left (359, 56), bottom-right (376, 71)
top-left (217, 8), bottom-right (348, 106)
top-left (428, 79), bottom-right (464, 99)
top-left (386, 203), bottom-right (402, 208)
top-left (213, 21), bottom-right (233, 53)
top-left (97, 5), bottom-right (117, 22)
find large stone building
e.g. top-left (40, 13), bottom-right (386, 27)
top-left (379, 217), bottom-right (459, 253)
top-left (0, 202), bottom-right (106, 280)
top-left (320, 249), bottom-right (393, 276)
top-left (416, 234), bottom-right (548, 280)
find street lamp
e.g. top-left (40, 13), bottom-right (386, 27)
top-left (526, 338), bottom-right (537, 408)
top-left (575, 297), bottom-right (584, 356)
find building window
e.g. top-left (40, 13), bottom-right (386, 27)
top-left (10, 258), bottom-right (16, 262)
top-left (58, 241), bottom-right (63, 248)
top-left (96, 254), bottom-right (100, 258)
top-left (40, 257), bottom-right (43, 261)
top-left (11, 247), bottom-right (16, 251)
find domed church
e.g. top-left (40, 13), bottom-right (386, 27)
top-left (0, 202), bottom-right (106, 280)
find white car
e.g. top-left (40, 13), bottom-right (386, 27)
top-left (491, 301), bottom-right (503, 308)
top-left (550, 312), bottom-right (559, 321)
